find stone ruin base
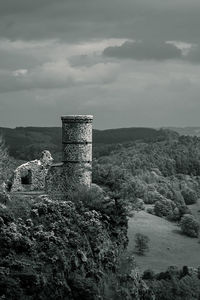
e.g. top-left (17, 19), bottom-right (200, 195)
top-left (45, 162), bottom-right (92, 200)
top-left (9, 150), bottom-right (53, 193)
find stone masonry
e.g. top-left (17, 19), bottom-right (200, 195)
top-left (10, 150), bottom-right (53, 192)
top-left (45, 115), bottom-right (93, 199)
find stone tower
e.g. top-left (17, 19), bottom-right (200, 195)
top-left (45, 115), bottom-right (93, 199)
top-left (61, 115), bottom-right (93, 187)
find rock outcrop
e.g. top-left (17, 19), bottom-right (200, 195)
top-left (10, 150), bottom-right (53, 192)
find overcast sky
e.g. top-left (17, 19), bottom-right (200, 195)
top-left (0, 0), bottom-right (200, 129)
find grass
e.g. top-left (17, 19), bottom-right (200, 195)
top-left (128, 207), bottom-right (200, 274)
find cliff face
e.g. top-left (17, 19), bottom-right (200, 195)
top-left (0, 191), bottom-right (128, 300)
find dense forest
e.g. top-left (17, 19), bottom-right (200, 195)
top-left (0, 126), bottom-right (177, 161)
top-left (0, 131), bottom-right (200, 299)
top-left (93, 135), bottom-right (200, 222)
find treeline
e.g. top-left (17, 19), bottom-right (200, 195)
top-left (0, 126), bottom-right (177, 161)
top-left (93, 135), bottom-right (200, 234)
top-left (143, 265), bottom-right (200, 300)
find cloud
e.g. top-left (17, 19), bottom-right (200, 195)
top-left (0, 0), bottom-right (200, 44)
top-left (1, 1), bottom-right (200, 128)
top-left (103, 40), bottom-right (182, 61)
top-left (0, 59), bottom-right (119, 93)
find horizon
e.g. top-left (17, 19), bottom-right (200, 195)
top-left (1, 124), bottom-right (200, 131)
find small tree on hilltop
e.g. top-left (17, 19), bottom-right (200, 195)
top-left (134, 233), bottom-right (150, 255)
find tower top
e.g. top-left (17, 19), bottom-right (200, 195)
top-left (61, 115), bottom-right (93, 121)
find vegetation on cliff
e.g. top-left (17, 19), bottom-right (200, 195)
top-left (0, 184), bottom-right (128, 299)
top-left (0, 185), bottom-right (153, 300)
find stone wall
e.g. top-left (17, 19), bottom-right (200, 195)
top-left (11, 150), bottom-right (53, 192)
top-left (46, 115), bottom-right (93, 199)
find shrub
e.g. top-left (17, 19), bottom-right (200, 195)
top-left (145, 191), bottom-right (163, 204)
top-left (180, 266), bottom-right (189, 278)
top-left (172, 190), bottom-right (185, 207)
top-left (180, 214), bottom-right (200, 237)
top-left (0, 190), bottom-right (10, 205)
top-left (135, 198), bottom-right (145, 210)
top-left (121, 177), bottom-right (147, 201)
top-left (142, 269), bottom-right (155, 280)
top-left (146, 207), bottom-right (154, 215)
top-left (181, 188), bottom-right (198, 205)
top-left (134, 233), bottom-right (149, 255)
top-left (154, 199), bottom-right (176, 218)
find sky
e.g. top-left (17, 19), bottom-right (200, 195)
top-left (1, 0), bottom-right (200, 129)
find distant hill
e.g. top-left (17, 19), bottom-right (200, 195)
top-left (0, 126), bottom-right (178, 161)
top-left (165, 127), bottom-right (200, 137)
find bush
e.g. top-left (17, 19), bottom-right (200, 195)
top-left (172, 190), bottom-right (185, 207)
top-left (0, 190), bottom-right (10, 205)
top-left (181, 188), bottom-right (198, 205)
top-left (145, 191), bottom-right (163, 204)
top-left (180, 214), bottom-right (200, 237)
top-left (142, 269), bottom-right (155, 280)
top-left (0, 192), bottom-right (129, 300)
top-left (134, 233), bottom-right (149, 255)
top-left (135, 198), bottom-right (145, 210)
top-left (154, 199), bottom-right (176, 218)
top-left (146, 207), bottom-right (154, 215)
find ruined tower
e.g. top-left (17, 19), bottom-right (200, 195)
top-left (46, 115), bottom-right (93, 199)
top-left (61, 115), bottom-right (93, 186)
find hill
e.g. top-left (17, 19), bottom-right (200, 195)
top-left (166, 127), bottom-right (200, 137)
top-left (128, 208), bottom-right (200, 273)
top-left (0, 126), bottom-right (177, 161)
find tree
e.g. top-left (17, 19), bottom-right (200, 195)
top-left (134, 233), bottom-right (149, 255)
top-left (180, 214), bottom-right (200, 237)
top-left (0, 135), bottom-right (8, 163)
top-left (181, 188), bottom-right (198, 205)
top-left (154, 199), bottom-right (176, 218)
top-left (0, 135), bottom-right (9, 183)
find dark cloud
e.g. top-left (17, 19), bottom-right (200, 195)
top-left (0, 0), bottom-right (200, 43)
top-left (103, 40), bottom-right (182, 61)
top-left (1, 0), bottom-right (200, 128)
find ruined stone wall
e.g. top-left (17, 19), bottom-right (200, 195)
top-left (11, 150), bottom-right (53, 192)
top-left (46, 115), bottom-right (93, 199)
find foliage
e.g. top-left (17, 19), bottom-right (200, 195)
top-left (142, 269), bottom-right (155, 280)
top-left (144, 265), bottom-right (200, 300)
top-left (93, 135), bottom-right (200, 223)
top-left (180, 214), bottom-right (200, 237)
top-left (154, 199), bottom-right (176, 219)
top-left (134, 233), bottom-right (150, 256)
top-left (0, 136), bottom-right (10, 183)
top-left (0, 135), bottom-right (19, 185)
top-left (0, 191), bottom-right (131, 300)
top-left (107, 252), bottom-right (154, 300)
top-left (181, 188), bottom-right (198, 205)
top-left (145, 190), bottom-right (163, 204)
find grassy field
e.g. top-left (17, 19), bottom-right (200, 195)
top-left (128, 207), bottom-right (200, 274)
